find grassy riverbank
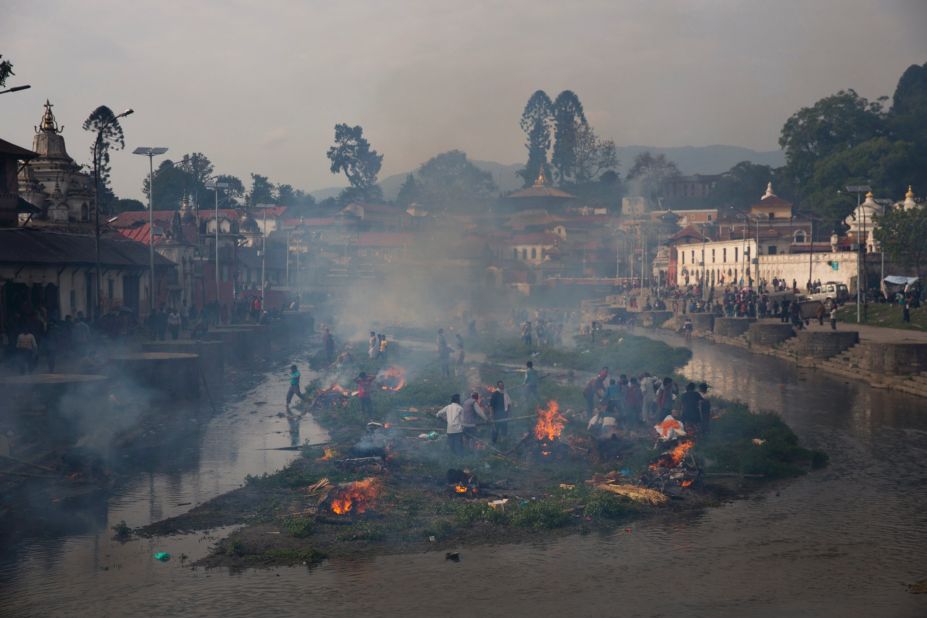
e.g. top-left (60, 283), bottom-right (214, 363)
top-left (138, 332), bottom-right (824, 569)
top-left (836, 303), bottom-right (927, 331)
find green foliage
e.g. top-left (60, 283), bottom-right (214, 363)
top-left (412, 150), bottom-right (497, 212)
top-left (112, 198), bottom-right (145, 213)
top-left (626, 152), bottom-right (681, 202)
top-left (327, 123), bottom-right (383, 197)
top-left (571, 124), bottom-right (619, 184)
top-left (283, 516), bottom-right (315, 538)
top-left (83, 105), bottom-right (126, 197)
top-left (510, 499), bottom-right (571, 530)
top-left (875, 194), bottom-right (927, 277)
top-left (697, 407), bottom-right (818, 478)
top-left (453, 502), bottom-right (491, 527)
top-left (551, 90), bottom-right (587, 184)
top-left (337, 522), bottom-right (386, 542)
top-left (262, 548), bottom-right (326, 564)
top-left (517, 90), bottom-right (554, 187)
top-left (248, 173), bottom-right (275, 206)
top-left (0, 55), bottom-right (13, 87)
top-left (583, 492), bottom-right (637, 520)
top-left (711, 161), bottom-right (780, 210)
top-left (396, 174), bottom-right (421, 207)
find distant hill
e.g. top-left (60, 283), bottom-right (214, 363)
top-left (309, 145), bottom-right (784, 201)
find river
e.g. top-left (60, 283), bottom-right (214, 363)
top-left (1, 333), bottom-right (925, 617)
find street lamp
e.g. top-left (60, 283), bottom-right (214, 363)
top-left (133, 146), bottom-right (169, 314)
top-left (206, 178), bottom-right (229, 321)
top-left (845, 184), bottom-right (871, 323)
top-left (0, 84), bottom-right (31, 95)
top-left (92, 108), bottom-right (133, 319)
top-left (255, 203), bottom-right (275, 309)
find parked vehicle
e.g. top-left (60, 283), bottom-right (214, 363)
top-left (804, 282), bottom-right (849, 308)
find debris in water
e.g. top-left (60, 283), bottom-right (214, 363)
top-left (445, 552), bottom-right (460, 562)
top-left (153, 552), bottom-right (171, 562)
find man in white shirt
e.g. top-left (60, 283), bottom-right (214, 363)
top-left (436, 394), bottom-right (465, 455)
top-left (639, 372), bottom-right (659, 423)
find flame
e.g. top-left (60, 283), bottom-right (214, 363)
top-left (681, 479), bottom-right (694, 488)
top-left (329, 478), bottom-right (380, 515)
top-left (317, 447), bottom-right (337, 462)
top-left (376, 366), bottom-right (407, 391)
top-left (454, 484), bottom-right (468, 494)
top-left (326, 383), bottom-right (352, 397)
top-left (670, 440), bottom-right (694, 466)
top-left (534, 400), bottom-right (566, 441)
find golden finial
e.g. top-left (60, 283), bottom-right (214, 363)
top-left (906, 185), bottom-right (914, 199)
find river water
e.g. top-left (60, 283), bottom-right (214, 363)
top-left (1, 334), bottom-right (925, 617)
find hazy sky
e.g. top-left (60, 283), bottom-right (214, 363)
top-left (2, 0), bottom-right (925, 200)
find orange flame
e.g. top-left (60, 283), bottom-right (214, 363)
top-left (317, 447), bottom-right (337, 462)
top-left (681, 479), bottom-right (694, 488)
top-left (454, 484), bottom-right (468, 494)
top-left (326, 383), bottom-right (352, 397)
top-left (329, 478), bottom-right (380, 515)
top-left (376, 366), bottom-right (407, 391)
top-left (670, 440), bottom-right (694, 466)
top-left (534, 400), bottom-right (566, 441)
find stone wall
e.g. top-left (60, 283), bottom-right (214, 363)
top-left (639, 310), bottom-right (673, 327)
top-left (792, 331), bottom-right (859, 358)
top-left (713, 318), bottom-right (755, 338)
top-left (747, 323), bottom-right (795, 346)
top-left (689, 313), bottom-right (715, 333)
top-left (866, 343), bottom-right (927, 375)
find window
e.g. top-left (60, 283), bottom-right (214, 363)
top-left (734, 247), bottom-right (738, 263)
top-left (531, 247), bottom-right (537, 259)
top-left (768, 213), bottom-right (774, 220)
top-left (711, 248), bottom-right (715, 263)
top-left (681, 251), bottom-right (685, 265)
top-left (794, 231), bottom-right (806, 243)
top-left (521, 248), bottom-right (527, 260)
top-left (723, 248), bottom-right (727, 262)
top-left (691, 250), bottom-right (695, 263)
top-left (768, 246), bottom-right (777, 255)
top-left (107, 279), bottom-right (114, 301)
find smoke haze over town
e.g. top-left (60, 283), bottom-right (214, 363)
top-left (2, 0), bottom-right (925, 200)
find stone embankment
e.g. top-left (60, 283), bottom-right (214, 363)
top-left (657, 314), bottom-right (927, 399)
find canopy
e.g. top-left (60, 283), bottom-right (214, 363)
top-left (882, 275), bottom-right (918, 286)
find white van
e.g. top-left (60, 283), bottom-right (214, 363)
top-left (805, 282), bottom-right (849, 307)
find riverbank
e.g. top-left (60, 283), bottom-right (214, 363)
top-left (138, 332), bottom-right (824, 568)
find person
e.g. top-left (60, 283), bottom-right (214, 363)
top-left (903, 301), bottom-right (911, 324)
top-left (368, 331), bottom-right (379, 359)
top-left (250, 296), bottom-right (262, 322)
top-left (378, 334), bottom-right (388, 359)
top-left (603, 378), bottom-right (622, 417)
top-left (583, 367), bottom-right (609, 420)
top-left (816, 303), bottom-right (826, 326)
top-left (436, 394), bottom-right (465, 455)
top-left (830, 306), bottom-right (838, 330)
top-left (323, 327), bottom-right (335, 363)
top-left (461, 391), bottom-right (488, 446)
top-left (16, 329), bottom-right (38, 374)
top-left (656, 377), bottom-right (677, 418)
top-left (437, 328), bottom-right (451, 377)
top-left (521, 321), bottom-right (533, 347)
top-left (683, 316), bottom-right (693, 341)
top-left (678, 382), bottom-right (703, 430)
top-left (286, 364), bottom-right (305, 407)
top-left (639, 372), bottom-right (659, 423)
top-left (625, 376), bottom-right (643, 424)
top-left (489, 381), bottom-right (512, 444)
top-left (167, 308), bottom-right (182, 340)
top-left (524, 361), bottom-right (540, 404)
top-left (455, 333), bottom-right (465, 371)
top-left (698, 382), bottom-right (712, 434)
top-left (355, 371), bottom-right (375, 415)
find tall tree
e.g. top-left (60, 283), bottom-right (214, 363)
top-left (551, 90), bottom-right (587, 183)
top-left (143, 159), bottom-right (189, 210)
top-left (711, 161), bottom-right (777, 210)
top-left (83, 105), bottom-right (127, 212)
top-left (875, 206), bottom-right (927, 279)
top-left (276, 183), bottom-right (296, 206)
top-left (572, 123), bottom-right (618, 184)
top-left (248, 173), bottom-right (275, 206)
top-left (177, 152), bottom-right (214, 210)
top-left (779, 89), bottom-right (886, 189)
top-left (517, 90), bottom-right (554, 187)
top-left (396, 174), bottom-right (422, 207)
top-left (0, 54), bottom-right (14, 87)
top-left (626, 152), bottom-right (681, 204)
top-left (414, 150), bottom-right (497, 211)
top-left (326, 123), bottom-right (383, 201)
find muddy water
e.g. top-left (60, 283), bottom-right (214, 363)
top-left (2, 335), bottom-right (926, 617)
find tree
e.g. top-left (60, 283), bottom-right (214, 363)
top-left (551, 90), bottom-right (587, 183)
top-left (573, 123), bottom-right (618, 184)
top-left (414, 150), bottom-right (497, 211)
top-left (112, 198), bottom-right (145, 213)
top-left (276, 183), bottom-right (296, 206)
top-left (0, 54), bottom-right (14, 87)
top-left (779, 89), bottom-right (886, 189)
top-left (517, 90), bottom-right (554, 187)
top-left (626, 152), bottom-right (681, 204)
top-left (875, 206), bottom-right (927, 279)
top-left (143, 160), bottom-right (190, 210)
top-left (711, 161), bottom-right (777, 210)
top-left (326, 123), bottom-right (383, 201)
top-left (83, 105), bottom-right (127, 213)
top-left (396, 174), bottom-right (422, 207)
top-left (248, 173), bottom-right (275, 206)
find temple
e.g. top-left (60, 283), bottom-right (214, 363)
top-left (17, 100), bottom-right (95, 228)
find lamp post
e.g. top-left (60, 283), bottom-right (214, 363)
top-left (845, 184), bottom-right (871, 323)
top-left (91, 108), bottom-right (133, 319)
top-left (133, 146), bottom-right (169, 314)
top-left (255, 204), bottom-right (275, 310)
top-left (0, 84), bottom-right (31, 95)
top-left (206, 178), bottom-right (229, 319)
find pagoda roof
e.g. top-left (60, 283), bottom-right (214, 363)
top-left (0, 137), bottom-right (38, 160)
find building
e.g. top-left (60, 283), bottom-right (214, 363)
top-left (0, 137), bottom-right (38, 227)
top-left (674, 237), bottom-right (757, 287)
top-left (510, 232), bottom-right (560, 265)
top-left (17, 101), bottom-right (95, 228)
top-left (844, 191), bottom-right (884, 253)
top-left (504, 171), bottom-right (577, 212)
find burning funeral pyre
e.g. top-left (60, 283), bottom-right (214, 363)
top-left (531, 400), bottom-right (569, 461)
top-left (311, 383), bottom-right (355, 409)
top-left (376, 366), bottom-right (407, 392)
top-left (327, 477), bottom-right (381, 515)
top-left (644, 438), bottom-right (699, 491)
top-left (446, 468), bottom-right (480, 497)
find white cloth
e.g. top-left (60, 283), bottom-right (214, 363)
top-left (654, 414), bottom-right (687, 441)
top-left (436, 403), bottom-right (464, 434)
